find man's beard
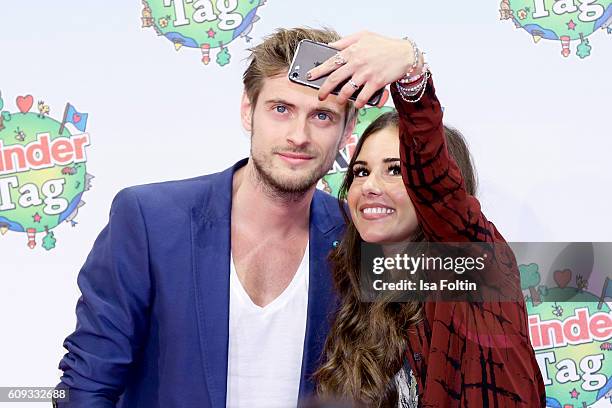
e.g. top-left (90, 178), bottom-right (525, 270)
top-left (248, 114), bottom-right (342, 200)
top-left (251, 147), bottom-right (329, 200)
top-left (250, 133), bottom-right (339, 201)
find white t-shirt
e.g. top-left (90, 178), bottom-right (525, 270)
top-left (226, 242), bottom-right (309, 408)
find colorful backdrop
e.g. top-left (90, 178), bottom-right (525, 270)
top-left (0, 1), bottom-right (611, 406)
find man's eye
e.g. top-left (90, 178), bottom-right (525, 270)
top-left (275, 105), bottom-right (287, 113)
top-left (316, 112), bottom-right (330, 121)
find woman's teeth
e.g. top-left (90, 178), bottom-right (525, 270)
top-left (362, 207), bottom-right (395, 214)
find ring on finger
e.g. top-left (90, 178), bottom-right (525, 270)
top-left (348, 79), bottom-right (359, 89)
top-left (333, 52), bottom-right (348, 65)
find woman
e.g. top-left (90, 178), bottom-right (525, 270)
top-left (306, 32), bottom-right (546, 407)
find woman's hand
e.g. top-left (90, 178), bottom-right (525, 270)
top-left (306, 31), bottom-right (423, 109)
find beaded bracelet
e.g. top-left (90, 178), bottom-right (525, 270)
top-left (395, 69), bottom-right (430, 103)
top-left (398, 75), bottom-right (427, 93)
top-left (399, 62), bottom-right (430, 85)
top-left (401, 37), bottom-right (420, 79)
top-left (397, 68), bottom-right (427, 95)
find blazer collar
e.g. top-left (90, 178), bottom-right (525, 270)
top-left (193, 157), bottom-right (343, 233)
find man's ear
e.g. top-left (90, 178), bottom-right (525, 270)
top-left (338, 113), bottom-right (357, 151)
top-left (240, 91), bottom-right (253, 132)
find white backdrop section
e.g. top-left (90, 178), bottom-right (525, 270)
top-left (0, 0), bottom-right (610, 403)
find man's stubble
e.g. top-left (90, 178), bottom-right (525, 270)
top-left (249, 116), bottom-right (342, 201)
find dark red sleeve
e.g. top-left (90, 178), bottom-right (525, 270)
top-left (391, 76), bottom-right (547, 407)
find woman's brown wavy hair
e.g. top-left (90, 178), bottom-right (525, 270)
top-left (314, 111), bottom-right (477, 407)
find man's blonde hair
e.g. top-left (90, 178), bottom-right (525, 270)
top-left (242, 27), bottom-right (358, 127)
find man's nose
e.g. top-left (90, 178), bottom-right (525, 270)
top-left (286, 117), bottom-right (311, 147)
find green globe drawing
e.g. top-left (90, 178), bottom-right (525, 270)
top-left (142, 0), bottom-right (265, 66)
top-left (502, 0), bottom-right (612, 58)
top-left (0, 112), bottom-right (88, 248)
top-left (526, 290), bottom-right (612, 407)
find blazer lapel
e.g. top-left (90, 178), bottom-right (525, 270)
top-left (299, 190), bottom-right (345, 399)
top-left (190, 159), bottom-right (247, 407)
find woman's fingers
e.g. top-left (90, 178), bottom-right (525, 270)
top-left (354, 81), bottom-right (383, 109)
top-left (327, 31), bottom-right (365, 50)
top-left (335, 76), bottom-right (364, 105)
top-left (316, 62), bottom-right (354, 101)
top-left (305, 31), bottom-right (397, 107)
top-left (306, 48), bottom-right (350, 82)
top-left (308, 31), bottom-right (373, 82)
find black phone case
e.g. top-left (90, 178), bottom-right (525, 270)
top-left (288, 39), bottom-right (384, 107)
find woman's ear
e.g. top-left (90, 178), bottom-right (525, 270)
top-left (240, 91), bottom-right (253, 132)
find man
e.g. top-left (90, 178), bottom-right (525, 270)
top-left (55, 27), bottom-right (357, 407)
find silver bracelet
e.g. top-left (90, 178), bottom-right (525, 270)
top-left (396, 70), bottom-right (430, 103)
top-left (396, 69), bottom-right (427, 95)
top-left (398, 37), bottom-right (421, 82)
top-left (398, 79), bottom-right (426, 95)
top-left (396, 82), bottom-right (424, 99)
top-left (399, 62), bottom-right (430, 85)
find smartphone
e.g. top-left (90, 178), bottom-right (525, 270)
top-left (288, 39), bottom-right (384, 107)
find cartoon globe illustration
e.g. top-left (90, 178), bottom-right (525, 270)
top-left (501, 0), bottom-right (612, 58)
top-left (524, 276), bottom-right (612, 407)
top-left (142, 0), bottom-right (265, 66)
top-left (0, 109), bottom-right (91, 250)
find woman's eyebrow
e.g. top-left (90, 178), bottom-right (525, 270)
top-left (383, 158), bottom-right (401, 163)
top-left (352, 160), bottom-right (367, 166)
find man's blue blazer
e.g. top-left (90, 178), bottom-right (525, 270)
top-left (56, 158), bottom-right (346, 407)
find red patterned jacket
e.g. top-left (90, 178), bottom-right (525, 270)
top-left (391, 76), bottom-right (547, 407)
